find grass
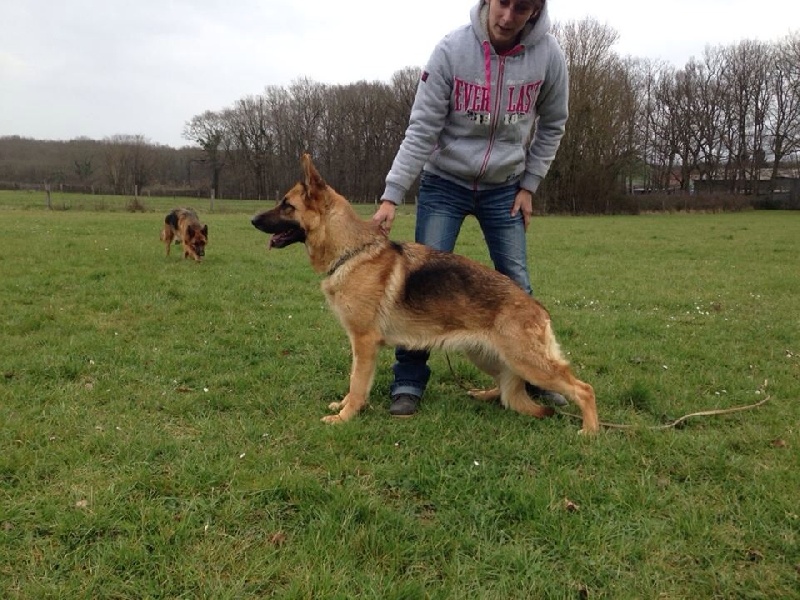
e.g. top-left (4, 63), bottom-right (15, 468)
top-left (1, 191), bottom-right (798, 598)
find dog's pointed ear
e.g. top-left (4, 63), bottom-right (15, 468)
top-left (301, 153), bottom-right (326, 191)
top-left (202, 225), bottom-right (208, 237)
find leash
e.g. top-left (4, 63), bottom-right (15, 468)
top-left (444, 353), bottom-right (772, 431)
top-left (554, 394), bottom-right (771, 430)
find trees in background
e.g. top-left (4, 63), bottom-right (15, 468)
top-left (1, 24), bottom-right (798, 212)
top-left (102, 134), bottom-right (156, 195)
top-left (183, 110), bottom-right (229, 199)
top-left (544, 18), bottom-right (638, 213)
top-left (768, 33), bottom-right (800, 180)
top-left (630, 33), bottom-right (800, 201)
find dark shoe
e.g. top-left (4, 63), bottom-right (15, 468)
top-left (525, 383), bottom-right (568, 407)
top-left (389, 393), bottom-right (420, 417)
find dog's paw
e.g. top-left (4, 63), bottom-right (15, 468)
top-left (321, 414), bottom-right (344, 424)
top-left (522, 404), bottom-right (555, 418)
top-left (328, 401), bottom-right (343, 411)
top-left (468, 387), bottom-right (500, 402)
top-left (540, 406), bottom-right (556, 418)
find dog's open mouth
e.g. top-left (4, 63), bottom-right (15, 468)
top-left (251, 213), bottom-right (306, 249)
top-left (269, 228), bottom-right (306, 248)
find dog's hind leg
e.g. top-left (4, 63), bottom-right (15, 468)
top-left (323, 330), bottom-right (381, 424)
top-left (497, 368), bottom-right (555, 419)
top-left (519, 366), bottom-right (598, 434)
top-left (464, 349), bottom-right (550, 419)
top-left (494, 327), bottom-right (599, 434)
top-left (500, 351), bottom-right (598, 434)
top-left (463, 348), bottom-right (502, 402)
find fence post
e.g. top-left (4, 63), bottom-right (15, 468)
top-left (45, 183), bottom-right (51, 209)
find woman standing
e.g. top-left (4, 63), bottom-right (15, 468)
top-left (373, 0), bottom-right (569, 416)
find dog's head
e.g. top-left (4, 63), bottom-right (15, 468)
top-left (186, 224), bottom-right (208, 257)
top-left (251, 153), bottom-right (329, 249)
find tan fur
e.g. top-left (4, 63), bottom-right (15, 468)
top-left (160, 208), bottom-right (208, 261)
top-left (251, 154), bottom-right (599, 434)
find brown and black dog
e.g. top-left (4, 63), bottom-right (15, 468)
top-left (160, 208), bottom-right (208, 261)
top-left (251, 154), bottom-right (599, 434)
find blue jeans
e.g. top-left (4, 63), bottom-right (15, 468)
top-left (391, 172), bottom-right (533, 399)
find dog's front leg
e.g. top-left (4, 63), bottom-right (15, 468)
top-left (323, 330), bottom-right (381, 424)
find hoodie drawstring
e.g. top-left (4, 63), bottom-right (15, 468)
top-left (482, 41), bottom-right (493, 97)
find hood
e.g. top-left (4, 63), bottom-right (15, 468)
top-left (470, 0), bottom-right (552, 51)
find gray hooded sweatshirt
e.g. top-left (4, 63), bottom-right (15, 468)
top-left (382, 0), bottom-right (568, 205)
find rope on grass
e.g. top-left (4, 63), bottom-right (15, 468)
top-left (555, 394), bottom-right (771, 431)
top-left (444, 353), bottom-right (772, 431)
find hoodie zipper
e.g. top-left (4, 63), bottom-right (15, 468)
top-left (475, 42), bottom-right (524, 188)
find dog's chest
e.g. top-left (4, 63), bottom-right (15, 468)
top-left (321, 277), bottom-right (384, 329)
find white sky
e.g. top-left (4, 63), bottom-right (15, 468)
top-left (1, 0), bottom-right (797, 148)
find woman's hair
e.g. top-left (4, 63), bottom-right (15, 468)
top-left (529, 0), bottom-right (545, 22)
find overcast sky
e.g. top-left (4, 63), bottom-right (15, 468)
top-left (1, 0), bottom-right (797, 148)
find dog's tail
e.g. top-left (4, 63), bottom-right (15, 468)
top-left (544, 320), bottom-right (568, 366)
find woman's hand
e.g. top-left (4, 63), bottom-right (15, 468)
top-left (511, 188), bottom-right (534, 231)
top-left (372, 200), bottom-right (397, 236)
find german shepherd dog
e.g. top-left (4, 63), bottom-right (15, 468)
top-left (160, 208), bottom-right (208, 261)
top-left (251, 155), bottom-right (599, 434)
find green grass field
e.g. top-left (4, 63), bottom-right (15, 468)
top-left (1, 191), bottom-right (798, 598)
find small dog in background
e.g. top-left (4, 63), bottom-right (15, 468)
top-left (160, 208), bottom-right (208, 261)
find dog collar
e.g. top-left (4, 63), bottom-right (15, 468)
top-left (326, 241), bottom-right (381, 277)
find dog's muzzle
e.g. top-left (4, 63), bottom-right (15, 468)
top-left (251, 213), bottom-right (306, 248)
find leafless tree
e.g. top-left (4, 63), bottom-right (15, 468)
top-left (628, 58), bottom-right (664, 193)
top-left (387, 67), bottom-right (421, 140)
top-left (685, 48), bottom-right (727, 183)
top-left (647, 65), bottom-right (681, 192)
top-left (719, 40), bottom-right (773, 192)
top-left (286, 78), bottom-right (326, 161)
top-left (102, 134), bottom-right (154, 195)
top-left (319, 81), bottom-right (397, 200)
top-left (767, 32), bottom-right (800, 178)
top-left (552, 18), bottom-right (638, 212)
top-left (225, 95), bottom-right (275, 199)
top-left (183, 110), bottom-right (230, 198)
